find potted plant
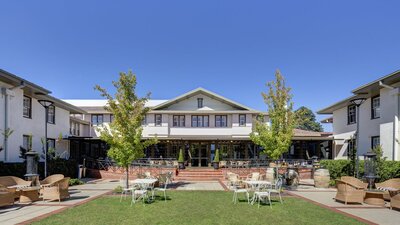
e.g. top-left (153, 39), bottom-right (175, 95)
top-left (178, 148), bottom-right (185, 169)
top-left (213, 149), bottom-right (220, 169)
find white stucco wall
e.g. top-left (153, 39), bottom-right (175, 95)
top-left (164, 94), bottom-right (238, 111)
top-left (0, 84), bottom-right (70, 162)
top-left (332, 86), bottom-right (399, 160)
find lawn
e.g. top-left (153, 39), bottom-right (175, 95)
top-left (34, 191), bottom-right (364, 225)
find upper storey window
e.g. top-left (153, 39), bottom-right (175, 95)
top-left (347, 105), bottom-right (356, 125)
top-left (155, 114), bottom-right (162, 126)
top-left (173, 115), bottom-right (185, 127)
top-left (371, 96), bottom-right (380, 119)
top-left (91, 114), bottom-right (103, 125)
top-left (192, 115), bottom-right (209, 127)
top-left (23, 96), bottom-right (32, 118)
top-left (215, 115), bottom-right (227, 127)
top-left (239, 114), bottom-right (246, 126)
top-left (47, 105), bottom-right (55, 124)
top-left (197, 98), bottom-right (203, 108)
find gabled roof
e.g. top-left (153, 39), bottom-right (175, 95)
top-left (151, 87), bottom-right (260, 112)
top-left (317, 69), bottom-right (400, 114)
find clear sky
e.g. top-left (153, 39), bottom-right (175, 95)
top-left (1, 1), bottom-right (399, 131)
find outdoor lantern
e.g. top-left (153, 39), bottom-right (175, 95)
top-left (363, 151), bottom-right (378, 190)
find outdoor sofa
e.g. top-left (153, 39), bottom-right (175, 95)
top-left (0, 185), bottom-right (14, 207)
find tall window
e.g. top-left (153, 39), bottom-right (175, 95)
top-left (141, 115), bottom-right (147, 125)
top-left (347, 139), bottom-right (356, 159)
top-left (155, 114), bottom-right (162, 126)
top-left (22, 135), bottom-right (32, 150)
top-left (173, 115), bottom-right (185, 127)
top-left (347, 105), bottom-right (356, 124)
top-left (239, 114), bottom-right (246, 126)
top-left (47, 105), bottom-right (55, 124)
top-left (70, 121), bottom-right (80, 136)
top-left (23, 96), bottom-right (32, 118)
top-left (192, 115), bottom-right (209, 127)
top-left (371, 136), bottom-right (380, 149)
top-left (91, 114), bottom-right (103, 125)
top-left (110, 114), bottom-right (114, 123)
top-left (371, 96), bottom-right (380, 119)
top-left (215, 115), bottom-right (227, 127)
top-left (197, 98), bottom-right (203, 108)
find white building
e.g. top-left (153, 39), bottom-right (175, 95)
top-left (0, 69), bottom-right (86, 162)
top-left (64, 88), bottom-right (267, 167)
top-left (318, 70), bottom-right (400, 161)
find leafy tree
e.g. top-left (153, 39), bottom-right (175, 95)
top-left (95, 71), bottom-right (157, 188)
top-left (294, 106), bottom-right (323, 132)
top-left (250, 69), bottom-right (295, 160)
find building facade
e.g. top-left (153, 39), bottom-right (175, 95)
top-left (318, 70), bottom-right (400, 161)
top-left (0, 69), bottom-right (86, 162)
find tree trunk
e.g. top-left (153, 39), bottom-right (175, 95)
top-left (126, 167), bottom-right (129, 189)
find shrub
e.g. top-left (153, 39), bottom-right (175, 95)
top-left (378, 161), bottom-right (400, 182)
top-left (213, 149), bottom-right (220, 162)
top-left (178, 149), bottom-right (184, 163)
top-left (69, 178), bottom-right (84, 186)
top-left (320, 160), bottom-right (350, 181)
top-left (113, 185), bottom-right (123, 193)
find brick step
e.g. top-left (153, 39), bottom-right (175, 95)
top-left (178, 172), bottom-right (223, 175)
top-left (177, 175), bottom-right (223, 178)
top-left (173, 177), bottom-right (222, 181)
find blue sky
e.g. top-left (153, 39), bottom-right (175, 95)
top-left (1, 1), bottom-right (399, 131)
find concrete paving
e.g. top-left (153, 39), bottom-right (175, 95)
top-left (171, 181), bottom-right (225, 191)
top-left (289, 189), bottom-right (400, 225)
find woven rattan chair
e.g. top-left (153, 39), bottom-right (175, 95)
top-left (0, 185), bottom-right (14, 207)
top-left (340, 176), bottom-right (368, 189)
top-left (40, 174), bottom-right (64, 187)
top-left (0, 176), bottom-right (32, 198)
top-left (42, 177), bottom-right (70, 203)
top-left (376, 178), bottom-right (400, 201)
top-left (390, 193), bottom-right (400, 210)
top-left (334, 179), bottom-right (365, 204)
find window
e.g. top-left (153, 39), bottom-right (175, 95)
top-left (91, 114), bottom-right (103, 125)
top-left (215, 115), bottom-right (227, 127)
top-left (110, 114), bottom-right (114, 123)
top-left (197, 98), bottom-right (203, 108)
top-left (22, 135), bottom-right (32, 150)
top-left (348, 105), bottom-right (356, 124)
top-left (23, 96), bottom-right (32, 118)
top-left (239, 114), bottom-right (246, 126)
top-left (155, 114), bottom-right (162, 126)
top-left (47, 105), bottom-right (55, 124)
top-left (347, 139), bottom-right (356, 159)
top-left (191, 115), bottom-right (209, 127)
top-left (371, 136), bottom-right (380, 149)
top-left (173, 115), bottom-right (185, 127)
top-left (70, 121), bottom-right (80, 136)
top-left (371, 96), bottom-right (380, 119)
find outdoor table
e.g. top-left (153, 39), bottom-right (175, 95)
top-left (131, 179), bottom-right (158, 202)
top-left (364, 190), bottom-right (385, 206)
top-left (244, 180), bottom-right (272, 204)
top-left (19, 187), bottom-right (40, 203)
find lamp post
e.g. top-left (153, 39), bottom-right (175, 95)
top-left (38, 99), bottom-right (54, 178)
top-left (350, 98), bottom-right (366, 178)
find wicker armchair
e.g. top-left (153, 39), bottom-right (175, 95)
top-left (391, 193), bottom-right (400, 210)
top-left (0, 185), bottom-right (14, 207)
top-left (335, 179), bottom-right (365, 204)
top-left (40, 174), bottom-right (64, 187)
top-left (340, 176), bottom-right (368, 189)
top-left (42, 177), bottom-right (70, 202)
top-left (376, 178), bottom-right (400, 201)
top-left (0, 176), bottom-right (32, 198)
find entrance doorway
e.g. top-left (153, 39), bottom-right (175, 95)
top-left (190, 143), bottom-right (209, 167)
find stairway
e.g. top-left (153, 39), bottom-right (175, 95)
top-left (174, 168), bottom-right (224, 181)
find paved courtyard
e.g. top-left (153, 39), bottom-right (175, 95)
top-left (289, 188), bottom-right (400, 225)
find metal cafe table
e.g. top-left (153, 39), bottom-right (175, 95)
top-left (130, 179), bottom-right (158, 202)
top-left (244, 180), bottom-right (272, 204)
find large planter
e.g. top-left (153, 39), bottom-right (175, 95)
top-left (314, 168), bottom-right (330, 188)
top-left (178, 162), bottom-right (185, 169)
top-left (213, 162), bottom-right (219, 169)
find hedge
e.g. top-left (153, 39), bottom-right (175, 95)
top-left (0, 159), bottom-right (79, 179)
top-left (320, 159), bottom-right (400, 182)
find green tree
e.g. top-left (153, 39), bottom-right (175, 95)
top-left (250, 69), bottom-right (295, 160)
top-left (95, 71), bottom-right (157, 188)
top-left (294, 106), bottom-right (323, 132)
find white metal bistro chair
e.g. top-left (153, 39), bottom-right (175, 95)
top-left (269, 178), bottom-right (283, 204)
top-left (232, 184), bottom-right (250, 204)
top-left (131, 187), bottom-right (148, 205)
top-left (153, 174), bottom-right (170, 202)
top-left (253, 183), bottom-right (272, 208)
top-left (119, 176), bottom-right (136, 202)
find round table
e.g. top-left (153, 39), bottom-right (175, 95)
top-left (364, 190), bottom-right (385, 206)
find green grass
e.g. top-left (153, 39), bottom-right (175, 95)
top-left (34, 191), bottom-right (364, 225)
